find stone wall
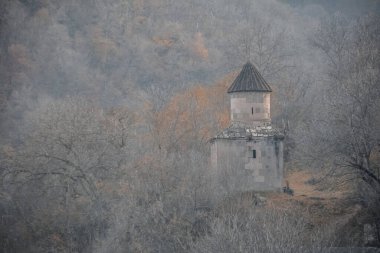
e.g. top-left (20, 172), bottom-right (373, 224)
top-left (230, 92), bottom-right (270, 126)
top-left (211, 136), bottom-right (283, 193)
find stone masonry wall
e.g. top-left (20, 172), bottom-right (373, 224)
top-left (230, 92), bottom-right (270, 126)
top-left (211, 136), bottom-right (283, 193)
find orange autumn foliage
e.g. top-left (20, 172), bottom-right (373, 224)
top-left (91, 26), bottom-right (118, 64)
top-left (130, 0), bottom-right (145, 13)
top-left (192, 32), bottom-right (209, 60)
top-left (149, 72), bottom-right (237, 151)
top-left (8, 44), bottom-right (31, 71)
top-left (152, 36), bottom-right (176, 47)
top-left (34, 8), bottom-right (50, 24)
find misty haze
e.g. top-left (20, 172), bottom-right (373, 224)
top-left (0, 0), bottom-right (380, 252)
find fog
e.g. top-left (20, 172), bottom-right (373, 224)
top-left (0, 0), bottom-right (379, 252)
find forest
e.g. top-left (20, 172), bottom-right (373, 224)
top-left (0, 0), bottom-right (379, 252)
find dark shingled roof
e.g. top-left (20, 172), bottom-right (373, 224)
top-left (227, 62), bottom-right (272, 93)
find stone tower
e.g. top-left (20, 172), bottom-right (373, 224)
top-left (210, 62), bottom-right (284, 193)
top-left (229, 62), bottom-right (272, 126)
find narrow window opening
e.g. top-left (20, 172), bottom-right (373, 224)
top-left (252, 150), bottom-right (256, 158)
top-left (251, 107), bottom-right (254, 115)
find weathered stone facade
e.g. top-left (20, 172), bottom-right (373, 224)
top-left (211, 62), bottom-right (284, 193)
top-left (230, 92), bottom-right (271, 126)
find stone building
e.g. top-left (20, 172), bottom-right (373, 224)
top-left (210, 62), bottom-right (284, 193)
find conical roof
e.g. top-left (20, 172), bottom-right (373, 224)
top-left (227, 62), bottom-right (272, 93)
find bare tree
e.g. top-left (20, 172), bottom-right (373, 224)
top-left (308, 14), bottom-right (380, 191)
top-left (1, 97), bottom-right (137, 252)
top-left (298, 13), bottom-right (380, 244)
top-left (190, 207), bottom-right (336, 253)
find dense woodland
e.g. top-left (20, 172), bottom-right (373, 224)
top-left (0, 0), bottom-right (379, 252)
